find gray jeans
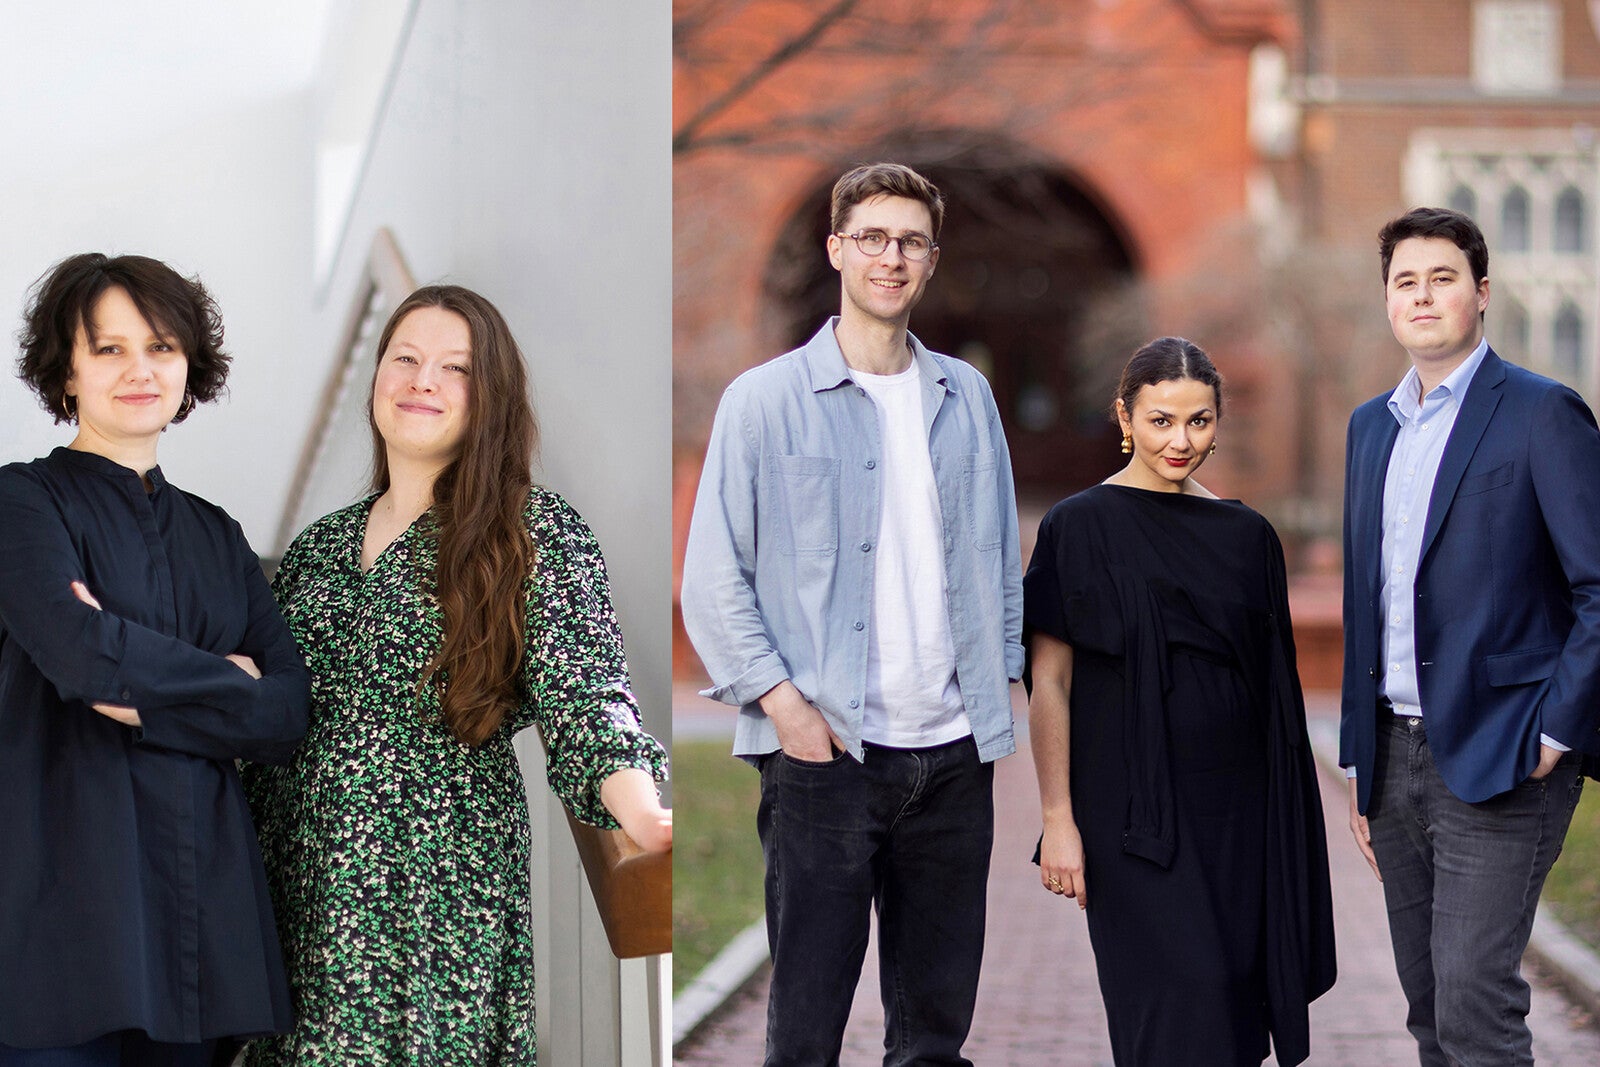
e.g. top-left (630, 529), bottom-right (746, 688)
top-left (1368, 713), bottom-right (1584, 1066)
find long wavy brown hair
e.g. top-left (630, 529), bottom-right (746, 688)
top-left (368, 285), bottom-right (539, 746)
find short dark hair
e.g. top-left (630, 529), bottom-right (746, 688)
top-left (1378, 207), bottom-right (1489, 287)
top-left (16, 253), bottom-right (229, 424)
top-left (1113, 336), bottom-right (1223, 421)
top-left (830, 162), bottom-right (946, 239)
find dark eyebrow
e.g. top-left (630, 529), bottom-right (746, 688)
top-left (1392, 265), bottom-right (1459, 280)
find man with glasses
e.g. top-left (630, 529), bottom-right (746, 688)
top-left (682, 162), bottom-right (1022, 1066)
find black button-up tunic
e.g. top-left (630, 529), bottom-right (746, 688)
top-left (0, 447), bottom-right (309, 1048)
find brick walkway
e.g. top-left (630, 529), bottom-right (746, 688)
top-left (674, 693), bottom-right (1600, 1065)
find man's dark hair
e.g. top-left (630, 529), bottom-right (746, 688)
top-left (1378, 207), bottom-right (1489, 287)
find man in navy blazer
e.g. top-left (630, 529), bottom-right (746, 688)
top-left (1341, 206), bottom-right (1600, 1065)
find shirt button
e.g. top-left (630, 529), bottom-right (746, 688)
top-left (1402, 516), bottom-right (1409, 524)
top-left (1390, 664), bottom-right (1400, 672)
top-left (848, 699), bottom-right (860, 709)
top-left (865, 460), bottom-right (876, 470)
top-left (860, 541), bottom-right (872, 552)
top-left (854, 620), bottom-right (865, 631)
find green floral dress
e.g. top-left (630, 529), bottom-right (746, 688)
top-left (241, 488), bottom-right (667, 1066)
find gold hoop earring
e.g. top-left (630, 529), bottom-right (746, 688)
top-left (174, 389), bottom-right (196, 421)
top-left (63, 394), bottom-right (77, 423)
top-left (1120, 432), bottom-right (1133, 454)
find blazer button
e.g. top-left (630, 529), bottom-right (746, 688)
top-left (1367, 668), bottom-right (1375, 678)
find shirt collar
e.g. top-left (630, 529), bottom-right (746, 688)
top-left (798, 317), bottom-right (952, 394)
top-left (50, 445), bottom-right (168, 490)
top-left (1387, 336), bottom-right (1489, 424)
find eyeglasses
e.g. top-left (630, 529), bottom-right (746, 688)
top-left (836, 229), bottom-right (937, 262)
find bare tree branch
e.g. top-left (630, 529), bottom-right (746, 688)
top-left (673, 0), bottom-right (861, 155)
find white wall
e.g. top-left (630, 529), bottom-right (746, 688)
top-left (0, 94), bottom-right (318, 539)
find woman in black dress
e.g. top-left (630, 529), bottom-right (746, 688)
top-left (1025, 337), bottom-right (1335, 1066)
top-left (0, 254), bottom-right (308, 1066)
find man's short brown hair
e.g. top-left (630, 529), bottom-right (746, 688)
top-left (829, 162), bottom-right (945, 239)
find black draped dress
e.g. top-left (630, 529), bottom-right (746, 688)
top-left (1024, 485), bottom-right (1335, 1067)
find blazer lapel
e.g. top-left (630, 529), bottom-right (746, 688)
top-left (1419, 351), bottom-right (1506, 563)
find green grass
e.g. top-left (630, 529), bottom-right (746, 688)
top-left (1543, 783), bottom-right (1600, 948)
top-left (673, 740), bottom-right (766, 993)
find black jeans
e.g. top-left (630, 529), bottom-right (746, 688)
top-left (758, 735), bottom-right (994, 1067)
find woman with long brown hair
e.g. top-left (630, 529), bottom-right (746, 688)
top-left (241, 285), bottom-right (670, 1065)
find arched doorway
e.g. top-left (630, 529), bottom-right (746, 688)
top-left (762, 139), bottom-right (1143, 499)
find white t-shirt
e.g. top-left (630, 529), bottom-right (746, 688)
top-left (852, 359), bottom-right (972, 747)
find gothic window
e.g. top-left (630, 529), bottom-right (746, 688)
top-left (1499, 297), bottom-right (1531, 361)
top-left (1449, 185), bottom-right (1477, 218)
top-left (1555, 187), bottom-right (1586, 253)
top-left (1554, 304), bottom-right (1585, 381)
top-left (1502, 186), bottom-right (1531, 251)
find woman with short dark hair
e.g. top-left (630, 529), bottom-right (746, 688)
top-left (0, 253), bottom-right (309, 1066)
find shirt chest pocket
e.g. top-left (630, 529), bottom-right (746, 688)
top-left (964, 451), bottom-right (1002, 551)
top-left (767, 455), bottom-right (840, 556)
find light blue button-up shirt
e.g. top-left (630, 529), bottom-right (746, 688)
top-left (680, 319), bottom-right (1023, 763)
top-left (1379, 340), bottom-right (1489, 713)
top-left (1377, 338), bottom-right (1564, 751)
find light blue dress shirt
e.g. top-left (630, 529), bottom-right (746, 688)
top-left (680, 319), bottom-right (1024, 763)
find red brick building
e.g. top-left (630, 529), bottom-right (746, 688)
top-left (673, 0), bottom-right (1600, 682)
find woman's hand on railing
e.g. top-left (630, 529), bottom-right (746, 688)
top-left (600, 767), bottom-right (673, 853)
top-left (69, 581), bottom-right (143, 727)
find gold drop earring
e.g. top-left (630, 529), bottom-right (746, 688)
top-left (1120, 431), bottom-right (1133, 454)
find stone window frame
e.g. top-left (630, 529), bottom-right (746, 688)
top-left (1405, 127), bottom-right (1598, 395)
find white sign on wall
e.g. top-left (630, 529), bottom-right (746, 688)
top-left (1474, 0), bottom-right (1562, 95)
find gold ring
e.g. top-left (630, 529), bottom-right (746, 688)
top-left (1046, 876), bottom-right (1063, 891)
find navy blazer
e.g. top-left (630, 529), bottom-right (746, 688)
top-left (1341, 350), bottom-right (1600, 810)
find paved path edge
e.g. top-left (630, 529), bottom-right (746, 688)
top-left (1305, 717), bottom-right (1600, 1025)
top-left (672, 919), bottom-right (770, 1049)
